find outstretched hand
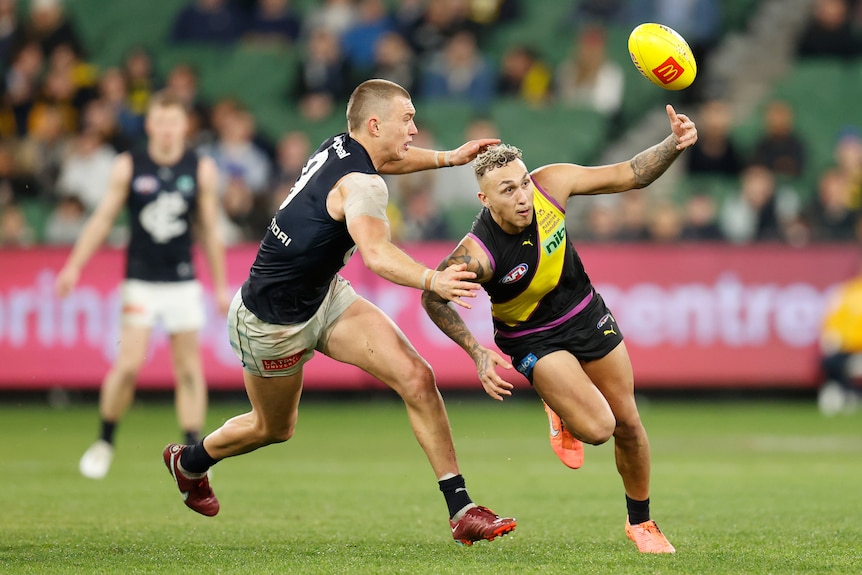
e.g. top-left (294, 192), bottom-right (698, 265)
top-left (473, 346), bottom-right (515, 401)
top-left (447, 138), bottom-right (501, 166)
top-left (432, 262), bottom-right (480, 308)
top-left (214, 287), bottom-right (232, 316)
top-left (666, 104), bottom-right (698, 150)
top-left (55, 265), bottom-right (79, 298)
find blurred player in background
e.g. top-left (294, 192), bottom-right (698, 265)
top-left (817, 258), bottom-right (862, 415)
top-left (55, 91), bottom-right (230, 479)
top-left (163, 79), bottom-right (517, 545)
top-left (422, 105), bottom-right (698, 554)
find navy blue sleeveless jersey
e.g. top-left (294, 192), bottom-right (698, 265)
top-left (242, 133), bottom-right (377, 324)
top-left (126, 147), bottom-right (199, 282)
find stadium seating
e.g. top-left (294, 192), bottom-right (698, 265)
top-left (413, 100), bottom-right (483, 150)
top-left (37, 0), bottom-right (789, 243)
top-left (61, 0), bottom-right (770, 151)
top-left (731, 58), bottom-right (859, 198)
top-left (676, 173), bottom-right (739, 205)
top-left (721, 0), bottom-right (765, 33)
top-left (202, 45), bottom-right (296, 113)
top-left (442, 204), bottom-right (482, 238)
top-left (67, 0), bottom-right (182, 68)
top-left (18, 199), bottom-right (50, 244)
top-left (490, 98), bottom-right (608, 166)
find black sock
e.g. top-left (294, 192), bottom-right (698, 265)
top-left (99, 420), bottom-right (116, 445)
top-left (180, 439), bottom-right (219, 474)
top-left (184, 430), bottom-right (200, 445)
top-left (438, 475), bottom-right (473, 519)
top-left (626, 495), bottom-right (651, 525)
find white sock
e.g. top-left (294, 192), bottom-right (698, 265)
top-left (451, 503), bottom-right (477, 522)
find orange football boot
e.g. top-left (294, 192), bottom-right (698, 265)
top-left (625, 517), bottom-right (676, 554)
top-left (543, 402), bottom-right (584, 469)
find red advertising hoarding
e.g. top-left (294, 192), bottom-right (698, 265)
top-left (0, 244), bottom-right (857, 391)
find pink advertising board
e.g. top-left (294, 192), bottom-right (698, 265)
top-left (0, 244), bottom-right (857, 391)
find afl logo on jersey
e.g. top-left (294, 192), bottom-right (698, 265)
top-left (500, 263), bottom-right (528, 284)
top-left (132, 175), bottom-right (159, 194)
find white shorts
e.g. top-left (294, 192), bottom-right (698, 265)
top-left (228, 275), bottom-right (360, 377)
top-left (121, 279), bottom-right (205, 333)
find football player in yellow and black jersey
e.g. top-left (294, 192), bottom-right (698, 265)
top-left (422, 104), bottom-right (698, 554)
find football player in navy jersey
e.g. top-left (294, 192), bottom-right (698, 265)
top-left (421, 105), bottom-right (698, 553)
top-left (56, 91), bottom-right (230, 480)
top-left (163, 79), bottom-right (516, 545)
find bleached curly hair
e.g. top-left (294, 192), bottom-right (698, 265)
top-left (473, 144), bottom-right (523, 179)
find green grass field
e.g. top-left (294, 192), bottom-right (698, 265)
top-left (1, 395), bottom-right (860, 574)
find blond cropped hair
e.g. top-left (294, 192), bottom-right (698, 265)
top-left (473, 144), bottom-right (523, 178)
top-left (346, 79), bottom-right (410, 133)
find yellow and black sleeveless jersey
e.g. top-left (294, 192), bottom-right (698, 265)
top-left (468, 177), bottom-right (593, 338)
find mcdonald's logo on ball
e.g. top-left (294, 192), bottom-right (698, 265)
top-left (628, 23), bottom-right (697, 91)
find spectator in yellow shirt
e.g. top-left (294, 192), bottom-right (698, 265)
top-left (818, 261), bottom-right (862, 415)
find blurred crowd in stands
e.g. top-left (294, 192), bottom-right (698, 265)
top-left (1, 0), bottom-right (862, 248)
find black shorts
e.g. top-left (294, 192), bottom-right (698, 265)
top-left (495, 291), bottom-right (623, 383)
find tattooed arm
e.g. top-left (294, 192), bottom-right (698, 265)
top-left (421, 239), bottom-right (516, 401)
top-left (530, 104), bottom-right (698, 202)
top-left (630, 104), bottom-right (698, 188)
top-left (630, 133), bottom-right (685, 188)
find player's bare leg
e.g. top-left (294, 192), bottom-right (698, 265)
top-left (203, 368), bottom-right (304, 458)
top-left (322, 298), bottom-right (516, 544)
top-left (581, 342), bottom-right (649, 499)
top-left (532, 351), bottom-right (616, 446)
top-left (99, 324), bottom-right (151, 422)
top-left (79, 324), bottom-right (151, 479)
top-left (582, 341), bottom-right (674, 553)
top-left (169, 329), bottom-right (207, 442)
top-left (323, 298), bottom-right (457, 478)
top-left (163, 368), bottom-right (304, 516)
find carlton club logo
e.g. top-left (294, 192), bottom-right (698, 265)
top-left (652, 56), bottom-right (685, 84)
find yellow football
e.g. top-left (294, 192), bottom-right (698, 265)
top-left (628, 23), bottom-right (697, 91)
